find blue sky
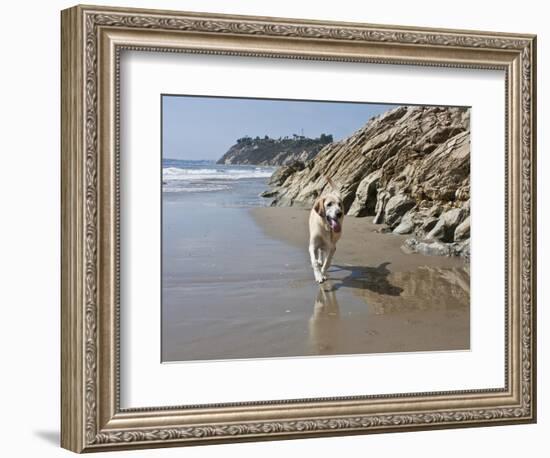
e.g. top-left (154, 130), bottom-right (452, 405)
top-left (162, 95), bottom-right (395, 160)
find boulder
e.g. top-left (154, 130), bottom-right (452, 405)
top-left (454, 216), bottom-right (470, 241)
top-left (393, 211), bottom-right (415, 234)
top-left (427, 208), bottom-right (466, 242)
top-left (347, 169), bottom-right (381, 217)
top-left (384, 194), bottom-right (416, 227)
top-left (373, 190), bottom-right (390, 225)
top-left (402, 238), bottom-right (452, 257)
top-left (420, 217), bottom-right (439, 233)
top-left (427, 205), bottom-right (443, 217)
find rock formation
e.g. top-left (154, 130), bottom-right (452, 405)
top-left (264, 105), bottom-right (471, 258)
top-left (216, 134), bottom-right (333, 166)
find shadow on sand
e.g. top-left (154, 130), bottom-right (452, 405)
top-left (331, 261), bottom-right (404, 296)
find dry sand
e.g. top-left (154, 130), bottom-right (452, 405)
top-left (250, 207), bottom-right (466, 271)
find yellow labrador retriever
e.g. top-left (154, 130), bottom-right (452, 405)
top-left (309, 178), bottom-right (344, 283)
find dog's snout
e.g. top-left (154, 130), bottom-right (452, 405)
top-left (335, 210), bottom-right (343, 219)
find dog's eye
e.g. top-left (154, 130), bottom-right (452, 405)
top-left (327, 202), bottom-right (332, 207)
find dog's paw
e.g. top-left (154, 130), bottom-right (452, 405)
top-left (314, 271), bottom-right (326, 283)
top-left (315, 272), bottom-right (327, 283)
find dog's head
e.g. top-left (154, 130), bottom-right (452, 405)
top-left (313, 185), bottom-right (344, 233)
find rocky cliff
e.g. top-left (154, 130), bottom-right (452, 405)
top-left (266, 106), bottom-right (471, 258)
top-left (217, 134), bottom-right (333, 166)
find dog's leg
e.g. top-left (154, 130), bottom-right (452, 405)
top-left (316, 247), bottom-right (325, 268)
top-left (309, 242), bottom-right (326, 283)
top-left (321, 246), bottom-right (336, 277)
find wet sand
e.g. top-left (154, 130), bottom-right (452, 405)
top-left (162, 198), bottom-right (469, 362)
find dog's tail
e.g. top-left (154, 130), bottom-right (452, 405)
top-left (324, 176), bottom-right (339, 192)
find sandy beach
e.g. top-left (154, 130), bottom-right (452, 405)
top-left (162, 180), bottom-right (469, 362)
top-left (251, 207), bottom-right (467, 271)
top-left (250, 207), bottom-right (470, 353)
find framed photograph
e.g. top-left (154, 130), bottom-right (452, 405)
top-left (61, 4), bottom-right (537, 453)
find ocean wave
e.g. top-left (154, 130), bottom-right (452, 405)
top-left (162, 166), bottom-right (273, 181)
top-left (163, 184), bottom-right (231, 193)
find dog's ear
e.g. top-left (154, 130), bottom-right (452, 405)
top-left (313, 197), bottom-right (325, 217)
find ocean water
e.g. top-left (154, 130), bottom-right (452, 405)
top-left (162, 159), bottom-right (275, 207)
top-left (161, 158), bottom-right (311, 361)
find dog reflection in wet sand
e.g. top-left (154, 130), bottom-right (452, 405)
top-left (308, 282), bottom-right (341, 354)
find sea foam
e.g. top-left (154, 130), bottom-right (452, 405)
top-left (162, 166), bottom-right (273, 182)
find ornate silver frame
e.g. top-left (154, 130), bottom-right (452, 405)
top-left (61, 4), bottom-right (537, 453)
